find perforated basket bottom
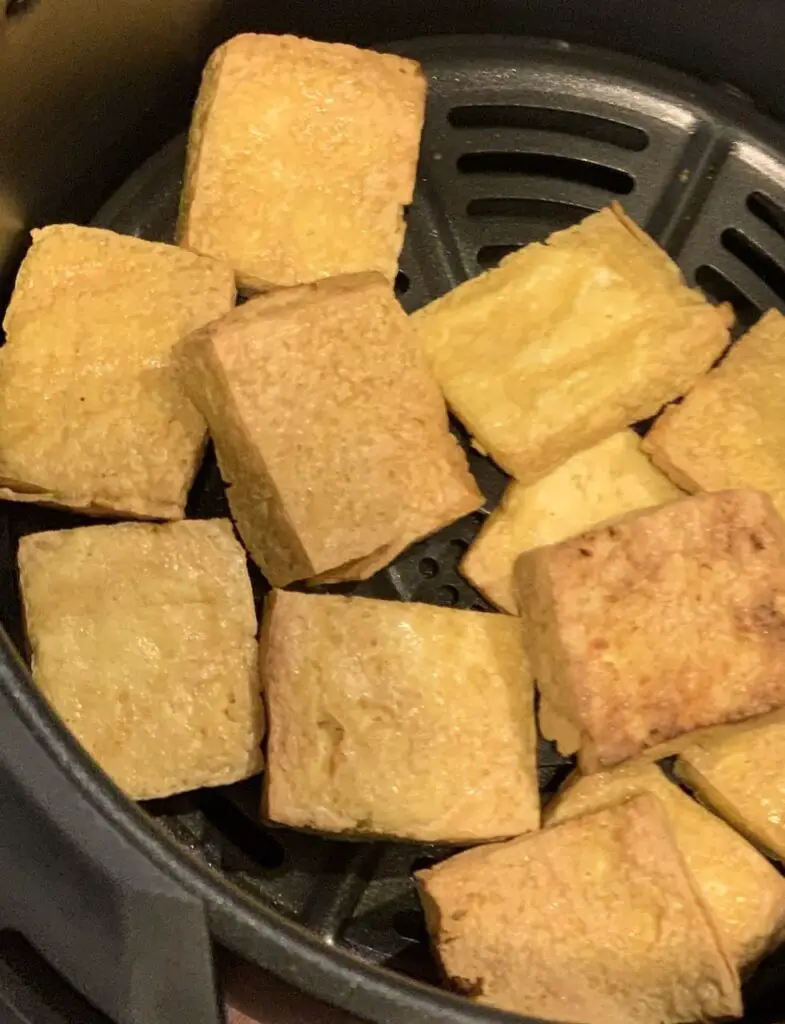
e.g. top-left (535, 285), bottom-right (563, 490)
top-left (4, 35), bottom-right (785, 1021)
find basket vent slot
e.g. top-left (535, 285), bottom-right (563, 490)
top-left (448, 106), bottom-right (649, 152)
top-left (694, 264), bottom-right (761, 331)
top-left (457, 152), bottom-right (634, 195)
top-left (722, 227), bottom-right (785, 304)
top-left (747, 191), bottom-right (785, 241)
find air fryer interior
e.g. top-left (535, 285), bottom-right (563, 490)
top-left (3, 31), bottom-right (785, 1024)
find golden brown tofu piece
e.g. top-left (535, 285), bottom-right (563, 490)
top-left (178, 33), bottom-right (425, 290)
top-left (678, 711), bottom-right (785, 863)
top-left (516, 489), bottom-right (785, 772)
top-left (18, 520), bottom-right (263, 800)
top-left (413, 204), bottom-right (730, 482)
top-left (545, 762), bottom-right (785, 970)
top-left (0, 225), bottom-right (235, 519)
top-left (261, 591), bottom-right (538, 843)
top-left (461, 431), bottom-right (681, 613)
top-left (177, 273), bottom-right (481, 587)
top-left (416, 794), bottom-right (741, 1024)
top-left (644, 309), bottom-right (785, 518)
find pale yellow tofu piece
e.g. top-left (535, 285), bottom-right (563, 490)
top-left (516, 490), bottom-right (785, 772)
top-left (461, 431), bottom-right (681, 613)
top-left (545, 761), bottom-right (785, 971)
top-left (177, 273), bottom-right (481, 587)
top-left (413, 204), bottom-right (731, 482)
top-left (178, 33), bottom-right (425, 290)
top-left (678, 711), bottom-right (785, 863)
top-left (416, 794), bottom-right (741, 1024)
top-left (0, 225), bottom-right (235, 519)
top-left (18, 520), bottom-right (263, 800)
top-left (261, 591), bottom-right (538, 843)
top-left (644, 309), bottom-right (785, 518)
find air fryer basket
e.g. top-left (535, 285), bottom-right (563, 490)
top-left (3, 30), bottom-right (785, 1024)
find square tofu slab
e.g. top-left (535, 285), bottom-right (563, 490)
top-left (678, 711), bottom-right (785, 863)
top-left (177, 33), bottom-right (426, 290)
top-left (17, 520), bottom-right (263, 800)
top-left (461, 431), bottom-right (681, 613)
top-left (545, 761), bottom-right (785, 971)
top-left (0, 225), bottom-right (235, 519)
top-left (516, 489), bottom-right (785, 772)
top-left (261, 591), bottom-right (538, 843)
top-left (644, 309), bottom-right (785, 518)
top-left (416, 794), bottom-right (741, 1024)
top-left (177, 273), bottom-right (481, 587)
top-left (413, 204), bottom-right (731, 482)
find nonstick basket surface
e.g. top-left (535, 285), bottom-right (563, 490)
top-left (3, 34), bottom-right (785, 1024)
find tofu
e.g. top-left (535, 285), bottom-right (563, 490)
top-left (413, 204), bottom-right (731, 482)
top-left (545, 762), bottom-right (785, 971)
top-left (178, 33), bottom-right (425, 290)
top-left (678, 711), bottom-right (785, 863)
top-left (461, 431), bottom-right (681, 613)
top-left (177, 273), bottom-right (481, 587)
top-left (17, 520), bottom-right (263, 800)
top-left (0, 225), bottom-right (235, 519)
top-left (516, 489), bottom-right (785, 771)
top-left (644, 309), bottom-right (785, 518)
top-left (416, 794), bottom-right (741, 1024)
top-left (261, 591), bottom-right (538, 843)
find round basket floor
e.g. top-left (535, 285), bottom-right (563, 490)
top-left (3, 34), bottom-right (785, 1024)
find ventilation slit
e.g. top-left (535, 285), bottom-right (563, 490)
top-left (694, 265), bottom-right (761, 332)
top-left (448, 106), bottom-right (649, 152)
top-left (457, 152), bottom-right (634, 195)
top-left (721, 228), bottom-right (785, 303)
top-left (747, 191), bottom-right (785, 241)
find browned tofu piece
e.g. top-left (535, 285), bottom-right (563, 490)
top-left (0, 225), bottom-right (235, 519)
top-left (177, 273), bottom-right (481, 587)
top-left (416, 794), bottom-right (741, 1024)
top-left (644, 309), bottom-right (785, 518)
top-left (462, 431), bottom-right (681, 613)
top-left (261, 591), bottom-right (538, 843)
top-left (413, 204), bottom-right (731, 482)
top-left (678, 711), bottom-right (785, 863)
top-left (545, 761), bottom-right (785, 970)
top-left (18, 520), bottom-right (263, 800)
top-left (178, 33), bottom-right (425, 290)
top-left (516, 489), bottom-right (785, 772)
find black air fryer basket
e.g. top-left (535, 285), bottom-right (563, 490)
top-left (2, 3), bottom-right (785, 1024)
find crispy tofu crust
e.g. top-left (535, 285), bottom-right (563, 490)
top-left (261, 591), bottom-right (538, 843)
top-left (0, 225), bottom-right (235, 519)
top-left (545, 762), bottom-right (785, 971)
top-left (677, 710), bottom-right (785, 863)
top-left (176, 273), bottom-right (481, 587)
top-left (516, 490), bottom-right (785, 771)
top-left (461, 431), bottom-right (681, 613)
top-left (644, 309), bottom-right (785, 517)
top-left (177, 33), bottom-right (426, 290)
top-left (413, 204), bottom-right (731, 482)
top-left (18, 520), bottom-right (263, 800)
top-left (416, 794), bottom-right (741, 1024)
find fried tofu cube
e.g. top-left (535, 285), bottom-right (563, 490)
top-left (461, 431), bottom-right (681, 613)
top-left (261, 591), bottom-right (538, 843)
top-left (18, 520), bottom-right (263, 800)
top-left (545, 762), bottom-right (785, 970)
top-left (413, 204), bottom-right (730, 482)
top-left (0, 225), bottom-right (235, 519)
top-left (178, 34), bottom-right (426, 290)
top-left (644, 309), bottom-right (785, 518)
top-left (516, 490), bottom-right (785, 771)
top-left (416, 794), bottom-right (741, 1024)
top-left (678, 711), bottom-right (785, 863)
top-left (177, 273), bottom-right (481, 587)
